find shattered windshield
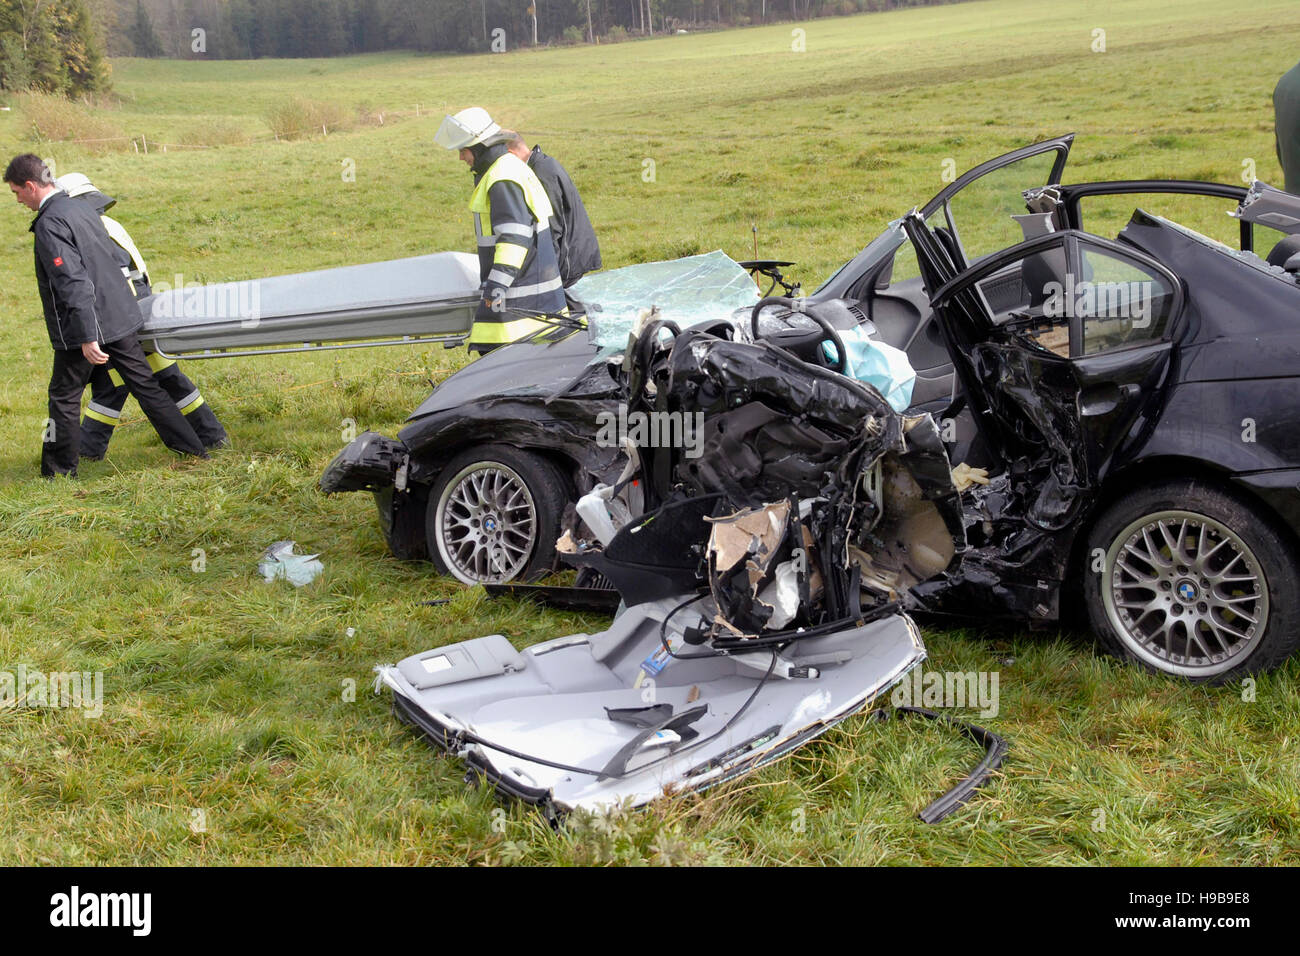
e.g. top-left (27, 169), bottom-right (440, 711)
top-left (572, 251), bottom-right (761, 348)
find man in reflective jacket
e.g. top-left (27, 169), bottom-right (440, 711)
top-left (435, 108), bottom-right (568, 354)
top-left (5, 154), bottom-right (207, 476)
top-left (55, 173), bottom-right (228, 460)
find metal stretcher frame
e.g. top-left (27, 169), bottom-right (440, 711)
top-left (136, 251), bottom-right (481, 360)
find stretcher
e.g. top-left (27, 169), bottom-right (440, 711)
top-left (135, 250), bottom-right (764, 360)
top-left (137, 252), bottom-right (481, 359)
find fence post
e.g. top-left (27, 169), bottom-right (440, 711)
top-left (142, 134), bottom-right (148, 154)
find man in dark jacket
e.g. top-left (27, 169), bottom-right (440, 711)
top-left (55, 172), bottom-right (228, 459)
top-left (1275, 59), bottom-right (1300, 195)
top-left (503, 130), bottom-right (601, 287)
top-left (5, 154), bottom-right (207, 477)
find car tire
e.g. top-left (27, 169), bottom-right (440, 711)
top-left (377, 483), bottom-right (429, 561)
top-left (1083, 479), bottom-right (1300, 682)
top-left (426, 445), bottom-right (568, 585)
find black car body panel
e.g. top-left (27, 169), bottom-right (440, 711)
top-left (397, 329), bottom-right (625, 488)
top-left (321, 136), bottom-right (1300, 652)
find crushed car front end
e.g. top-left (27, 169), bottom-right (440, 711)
top-left (375, 317), bottom-right (982, 814)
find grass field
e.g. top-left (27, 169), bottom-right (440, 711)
top-left (1, 0), bottom-right (1299, 865)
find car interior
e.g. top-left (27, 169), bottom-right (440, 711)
top-left (755, 140), bottom-right (1300, 477)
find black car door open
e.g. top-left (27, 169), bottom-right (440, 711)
top-left (1056, 235), bottom-right (1182, 481)
top-left (905, 213), bottom-right (1183, 510)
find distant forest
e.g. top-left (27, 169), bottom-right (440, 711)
top-left (109, 0), bottom-right (967, 57)
top-left (2, 0), bottom-right (966, 96)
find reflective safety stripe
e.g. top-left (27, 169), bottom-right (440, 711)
top-left (468, 314), bottom-right (556, 346)
top-left (108, 368), bottom-right (124, 387)
top-left (486, 268), bottom-right (514, 287)
top-left (494, 221), bottom-right (533, 238)
top-left (84, 402), bottom-right (122, 426)
top-left (504, 276), bottom-right (564, 298)
top-left (468, 153), bottom-right (554, 229)
top-left (493, 241), bottom-right (529, 269)
top-left (145, 351), bottom-right (176, 373)
top-left (176, 389), bottom-right (205, 415)
top-left (101, 214), bottom-right (149, 278)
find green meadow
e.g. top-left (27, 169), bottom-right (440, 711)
top-left (0, 0), bottom-right (1298, 864)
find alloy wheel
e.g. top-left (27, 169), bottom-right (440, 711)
top-left (434, 461), bottom-right (538, 584)
top-left (1101, 509), bottom-right (1268, 678)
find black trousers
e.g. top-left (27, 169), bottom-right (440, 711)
top-left (43, 337), bottom-right (207, 477)
top-left (81, 359), bottom-right (227, 459)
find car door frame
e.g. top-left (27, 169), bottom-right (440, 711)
top-left (910, 217), bottom-right (1186, 484)
top-left (814, 134), bottom-right (1077, 302)
top-left (919, 133), bottom-right (1075, 271)
top-left (1054, 180), bottom-right (1251, 249)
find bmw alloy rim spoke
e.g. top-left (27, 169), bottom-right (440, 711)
top-left (1108, 510), bottom-right (1267, 673)
top-left (440, 465), bottom-right (536, 583)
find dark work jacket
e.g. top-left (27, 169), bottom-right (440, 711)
top-left (1276, 59), bottom-right (1300, 195)
top-left (30, 191), bottom-right (143, 350)
top-left (528, 145), bottom-right (602, 286)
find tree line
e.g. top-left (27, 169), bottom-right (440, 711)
top-left (2, 0), bottom-right (964, 96)
top-left (1, 0), bottom-right (109, 95)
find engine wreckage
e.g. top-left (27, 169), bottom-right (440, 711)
top-left (374, 317), bottom-right (1008, 818)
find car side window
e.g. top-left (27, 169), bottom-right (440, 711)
top-left (1074, 242), bottom-right (1176, 354)
top-left (1075, 193), bottom-right (1243, 248)
top-left (944, 151), bottom-right (1059, 264)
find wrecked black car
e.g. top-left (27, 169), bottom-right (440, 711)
top-left (325, 135), bottom-right (1300, 681)
top-left (373, 318), bottom-right (987, 815)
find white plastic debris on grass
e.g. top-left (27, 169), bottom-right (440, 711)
top-left (259, 540), bottom-right (324, 587)
top-left (828, 325), bottom-right (917, 412)
top-left (571, 250), bottom-right (759, 348)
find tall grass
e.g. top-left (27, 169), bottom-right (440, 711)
top-left (177, 120), bottom-right (251, 148)
top-left (264, 97), bottom-right (354, 140)
top-left (16, 91), bottom-right (127, 152)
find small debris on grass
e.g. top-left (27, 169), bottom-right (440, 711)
top-left (258, 540), bottom-right (323, 587)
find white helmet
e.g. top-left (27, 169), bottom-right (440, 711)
top-left (55, 172), bottom-right (95, 197)
top-left (434, 107), bottom-right (501, 150)
top-left (55, 172), bottom-right (117, 210)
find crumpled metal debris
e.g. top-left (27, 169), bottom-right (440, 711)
top-left (564, 319), bottom-right (965, 636)
top-left (706, 500), bottom-right (798, 634)
top-left (258, 540), bottom-right (324, 586)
